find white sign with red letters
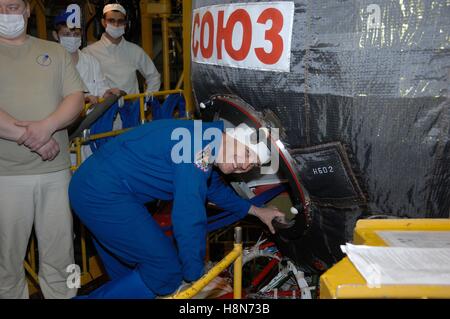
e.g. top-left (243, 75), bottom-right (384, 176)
top-left (191, 2), bottom-right (295, 72)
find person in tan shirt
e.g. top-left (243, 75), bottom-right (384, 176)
top-left (0, 0), bottom-right (84, 299)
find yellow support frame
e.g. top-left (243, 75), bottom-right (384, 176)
top-left (29, 0), bottom-right (47, 40)
top-left (140, 1), bottom-right (154, 59)
top-left (182, 0), bottom-right (194, 116)
top-left (166, 227), bottom-right (243, 299)
top-left (140, 0), bottom-right (194, 115)
top-left (84, 2), bottom-right (97, 45)
top-left (140, 0), bottom-right (172, 90)
top-left (161, 12), bottom-right (171, 91)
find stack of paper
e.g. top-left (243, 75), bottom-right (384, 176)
top-left (377, 231), bottom-right (450, 248)
top-left (341, 243), bottom-right (450, 286)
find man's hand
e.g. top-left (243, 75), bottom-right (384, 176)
top-left (248, 205), bottom-right (285, 234)
top-left (35, 137), bottom-right (60, 161)
top-left (15, 119), bottom-right (55, 152)
top-left (85, 95), bottom-right (100, 105)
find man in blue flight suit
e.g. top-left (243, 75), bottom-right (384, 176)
top-left (69, 119), bottom-right (284, 298)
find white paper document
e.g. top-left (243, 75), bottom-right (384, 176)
top-left (377, 231), bottom-right (450, 248)
top-left (341, 243), bottom-right (450, 286)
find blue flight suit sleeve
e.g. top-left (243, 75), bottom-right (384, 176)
top-left (206, 170), bottom-right (252, 219)
top-left (172, 163), bottom-right (209, 282)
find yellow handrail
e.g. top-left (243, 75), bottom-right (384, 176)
top-left (166, 227), bottom-right (243, 299)
top-left (84, 89), bottom-right (184, 112)
top-left (123, 89), bottom-right (184, 100)
top-left (86, 129), bottom-right (129, 142)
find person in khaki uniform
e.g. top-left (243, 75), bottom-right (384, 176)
top-left (0, 0), bottom-right (84, 299)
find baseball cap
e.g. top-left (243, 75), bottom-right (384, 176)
top-left (54, 10), bottom-right (73, 27)
top-left (226, 123), bottom-right (272, 165)
top-left (103, 3), bottom-right (127, 16)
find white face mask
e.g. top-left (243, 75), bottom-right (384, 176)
top-left (0, 13), bottom-right (26, 39)
top-left (105, 24), bottom-right (125, 39)
top-left (59, 36), bottom-right (81, 53)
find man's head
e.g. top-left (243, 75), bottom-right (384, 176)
top-left (216, 123), bottom-right (271, 175)
top-left (0, 0), bottom-right (30, 41)
top-left (52, 10), bottom-right (82, 53)
top-left (102, 3), bottom-right (127, 40)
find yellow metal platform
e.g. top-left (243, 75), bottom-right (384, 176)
top-left (319, 219), bottom-right (450, 299)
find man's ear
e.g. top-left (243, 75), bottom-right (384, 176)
top-left (52, 30), bottom-right (59, 42)
top-left (25, 2), bottom-right (31, 18)
top-left (101, 18), bottom-right (107, 29)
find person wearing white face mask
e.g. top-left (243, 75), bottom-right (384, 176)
top-left (52, 9), bottom-right (123, 166)
top-left (83, 3), bottom-right (161, 97)
top-left (0, 0), bottom-right (85, 299)
top-left (0, 4), bottom-right (25, 39)
top-left (52, 10), bottom-right (122, 106)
